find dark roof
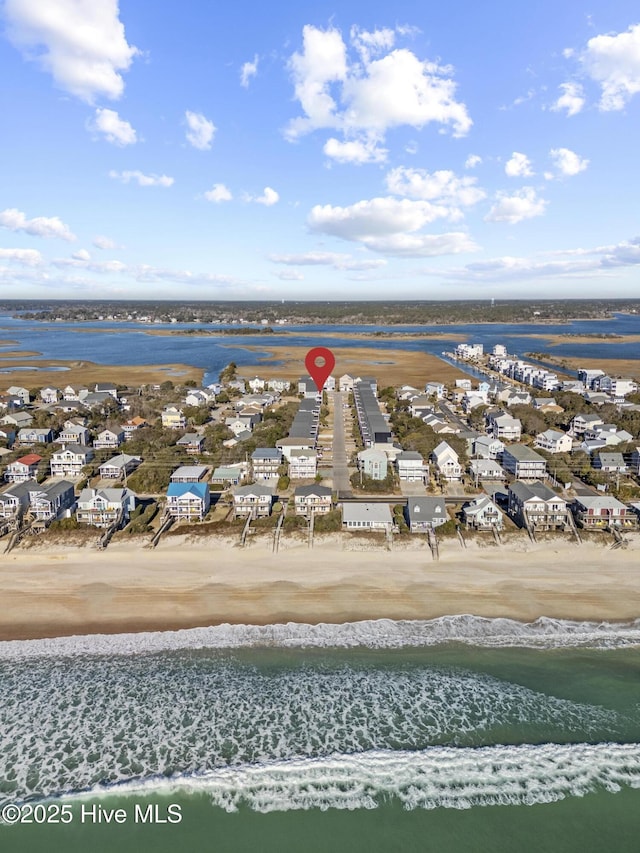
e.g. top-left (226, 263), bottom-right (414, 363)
top-left (294, 485), bottom-right (332, 497)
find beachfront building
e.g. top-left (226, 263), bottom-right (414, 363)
top-left (501, 445), bottom-right (547, 480)
top-left (93, 428), bottom-right (124, 449)
top-left (28, 481), bottom-right (76, 522)
top-left (251, 448), bottom-right (282, 480)
top-left (571, 496), bottom-right (637, 529)
top-left (288, 449), bottom-right (317, 479)
top-left (76, 487), bottom-right (136, 528)
top-left (357, 448), bottom-right (388, 481)
top-left (535, 429), bottom-right (573, 454)
top-left (293, 484), bottom-right (332, 517)
top-left (431, 441), bottom-right (462, 481)
top-left (462, 496), bottom-right (504, 530)
top-left (166, 482), bottom-right (210, 521)
top-left (404, 497), bottom-right (448, 533)
top-left (176, 433), bottom-right (205, 455)
top-left (508, 481), bottom-right (569, 531)
top-left (161, 406), bottom-right (187, 429)
top-left (342, 502), bottom-right (393, 532)
top-left (170, 465), bottom-right (208, 483)
top-left (395, 451), bottom-right (427, 483)
top-left (98, 453), bottom-right (141, 479)
top-left (4, 453), bottom-right (41, 483)
top-left (16, 428), bottom-right (55, 446)
top-left (0, 480), bottom-right (42, 518)
top-left (232, 484), bottom-right (273, 519)
top-left (50, 445), bottom-right (94, 478)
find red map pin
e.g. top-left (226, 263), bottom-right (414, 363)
top-left (305, 346), bottom-right (335, 392)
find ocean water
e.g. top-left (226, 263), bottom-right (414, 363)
top-left (1, 618), bottom-right (640, 852)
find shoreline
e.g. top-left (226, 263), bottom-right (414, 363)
top-left (1, 536), bottom-right (639, 642)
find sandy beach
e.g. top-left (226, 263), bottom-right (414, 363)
top-left (1, 535), bottom-right (638, 641)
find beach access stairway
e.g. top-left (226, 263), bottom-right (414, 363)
top-left (608, 524), bottom-right (627, 550)
top-left (240, 515), bottom-right (251, 547)
top-left (148, 512), bottom-right (174, 548)
top-left (566, 510), bottom-right (582, 545)
top-left (522, 511), bottom-right (537, 544)
top-left (427, 528), bottom-right (439, 560)
top-left (456, 524), bottom-right (467, 549)
top-left (492, 523), bottom-right (502, 546)
top-left (308, 510), bottom-right (315, 549)
top-left (273, 505), bottom-right (285, 553)
top-left (95, 508), bottom-right (125, 551)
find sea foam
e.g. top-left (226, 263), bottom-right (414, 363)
top-left (1, 616), bottom-right (640, 659)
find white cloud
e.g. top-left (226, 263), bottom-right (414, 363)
top-left (89, 107), bottom-right (137, 146)
top-left (549, 147), bottom-right (589, 176)
top-left (464, 154), bottom-right (482, 169)
top-left (505, 151), bottom-right (533, 177)
top-left (385, 166), bottom-right (486, 213)
top-left (254, 187), bottom-right (279, 206)
top-left (0, 248), bottom-right (43, 266)
top-left (580, 23), bottom-right (640, 110)
top-left (270, 251), bottom-right (387, 271)
top-left (273, 269), bottom-right (304, 281)
top-left (485, 187), bottom-right (547, 224)
top-left (72, 249), bottom-right (91, 261)
top-left (308, 196), bottom-right (478, 257)
top-left (0, 207), bottom-right (76, 241)
top-left (109, 170), bottom-right (174, 187)
top-left (93, 235), bottom-right (118, 250)
top-left (240, 54), bottom-right (259, 87)
top-left (551, 82), bottom-right (585, 116)
top-left (185, 111), bottom-right (216, 150)
top-left (285, 25), bottom-right (471, 148)
top-left (204, 183), bottom-right (233, 203)
top-left (52, 255), bottom-right (127, 273)
top-left (3, 0), bottom-right (138, 103)
top-left (323, 136), bottom-right (388, 164)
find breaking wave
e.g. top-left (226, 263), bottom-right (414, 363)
top-left (2, 616), bottom-right (640, 660)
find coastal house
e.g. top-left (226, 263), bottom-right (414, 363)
top-left (489, 412), bottom-right (521, 442)
top-left (533, 398), bottom-right (564, 413)
top-left (81, 391), bottom-right (115, 409)
top-left (1, 411), bottom-right (33, 428)
top-left (176, 433), bottom-right (205, 455)
top-left (339, 374), bottom-right (355, 392)
top-left (469, 459), bottom-right (505, 482)
top-left (288, 449), bottom-right (317, 479)
top-left (122, 416), bottom-right (149, 437)
top-left (40, 387), bottom-right (60, 404)
top-left (0, 428), bottom-right (15, 447)
top-left (570, 413), bottom-right (603, 436)
top-left (276, 436), bottom-right (315, 460)
top-left (4, 453), bottom-right (41, 483)
top-left (28, 480), bottom-right (76, 522)
top-left (98, 453), bottom-right (141, 479)
top-left (161, 406), bottom-right (187, 429)
top-left (0, 480), bottom-right (42, 518)
top-left (232, 484), bottom-right (273, 518)
top-left (267, 378), bottom-right (290, 393)
top-left (404, 497), bottom-right (448, 533)
top-left (16, 428), bottom-right (54, 446)
top-left (50, 445), bottom-right (94, 478)
top-left (248, 377), bottom-right (266, 392)
top-left (431, 441), bottom-right (462, 481)
top-left (462, 393), bottom-right (488, 413)
top-left (593, 453), bottom-right (627, 473)
top-left (7, 386), bottom-right (30, 404)
top-left (342, 502), bottom-right (393, 532)
top-left (185, 390), bottom-right (214, 407)
top-left (534, 429), bottom-right (573, 454)
top-left (63, 385), bottom-right (86, 401)
top-left (508, 481), bottom-right (569, 531)
top-left (632, 448), bottom-right (640, 476)
top-left (293, 484), bottom-right (332, 517)
top-left (462, 496), bottom-right (504, 530)
top-left (501, 445), bottom-right (547, 480)
top-left (93, 428), bottom-right (124, 449)
top-left (251, 448), bottom-right (282, 480)
top-left (166, 481), bottom-right (210, 521)
top-left (395, 451), bottom-right (427, 483)
top-left (170, 465), bottom-right (209, 483)
top-left (357, 448), bottom-right (388, 481)
top-left (425, 382), bottom-right (446, 399)
top-left (76, 487), bottom-right (136, 528)
top-left (211, 463), bottom-right (246, 486)
top-left (298, 376), bottom-right (320, 399)
top-left (58, 423), bottom-right (90, 445)
top-left (473, 435), bottom-right (504, 460)
top-left (571, 496), bottom-right (636, 529)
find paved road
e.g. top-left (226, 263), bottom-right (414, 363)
top-left (331, 390), bottom-right (352, 497)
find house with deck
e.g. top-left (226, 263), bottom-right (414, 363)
top-left (508, 481), bottom-right (569, 531)
top-left (7, 386), bottom-right (30, 405)
top-left (342, 502), bottom-right (393, 531)
top-left (572, 495), bottom-right (636, 529)
top-left (94, 428), bottom-right (124, 449)
top-left (16, 428), bottom-right (54, 446)
top-left (395, 451), bottom-right (427, 483)
top-left (176, 433), bottom-right (205, 455)
top-left (473, 435), bottom-right (504, 460)
top-left (166, 481), bottom-right (210, 521)
top-left (293, 484), bottom-right (332, 517)
top-left (211, 464), bottom-right (246, 486)
top-left (462, 496), bottom-right (504, 530)
top-left (58, 423), bottom-right (91, 445)
top-left (40, 387), bottom-right (60, 404)
top-left (501, 445), bottom-right (547, 480)
top-left (98, 453), bottom-right (141, 479)
top-left (28, 481), bottom-right (76, 522)
top-left (4, 453), bottom-right (41, 483)
top-left (122, 416), bottom-right (149, 437)
top-left (357, 448), bottom-right (388, 481)
top-left (50, 445), bottom-right (94, 478)
top-left (288, 449), bottom-right (317, 479)
top-left (251, 448), bottom-right (282, 480)
top-left (232, 484), bottom-right (273, 518)
top-left (535, 429), bottom-right (573, 454)
top-left (76, 487), bottom-right (136, 527)
top-left (404, 497), bottom-right (448, 533)
top-left (431, 441), bottom-right (462, 481)
top-left (170, 465), bottom-right (208, 483)
top-left (594, 452), bottom-right (627, 473)
top-left (161, 406), bottom-right (187, 429)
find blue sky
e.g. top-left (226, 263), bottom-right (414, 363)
top-left (1, 0), bottom-right (640, 300)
